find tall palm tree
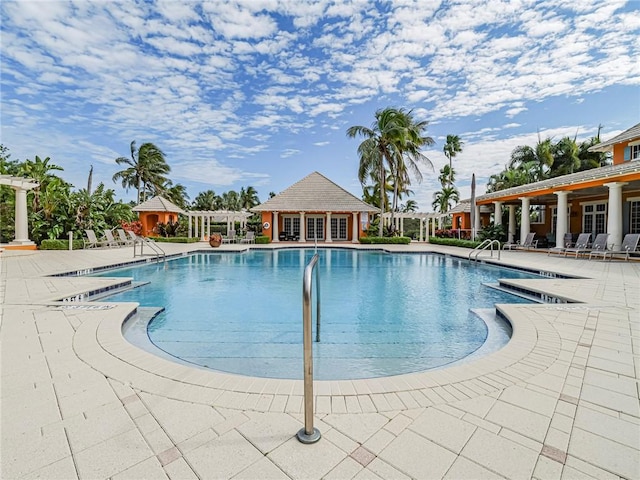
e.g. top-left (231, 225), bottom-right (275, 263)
top-left (438, 165), bottom-right (456, 187)
top-left (221, 190), bottom-right (241, 211)
top-left (192, 190), bottom-right (221, 210)
top-left (551, 136), bottom-right (580, 177)
top-left (443, 134), bottom-right (463, 186)
top-left (509, 135), bottom-right (554, 182)
top-left (113, 141), bottom-right (170, 204)
top-left (401, 199), bottom-right (418, 213)
top-left (348, 107), bottom-right (433, 236)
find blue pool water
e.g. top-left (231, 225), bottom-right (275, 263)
top-left (99, 249), bottom-right (537, 380)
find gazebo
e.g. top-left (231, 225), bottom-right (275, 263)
top-left (132, 196), bottom-right (185, 237)
top-left (0, 175), bottom-right (39, 249)
top-left (381, 211), bottom-right (448, 241)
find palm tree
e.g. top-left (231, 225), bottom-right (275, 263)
top-left (509, 135), bottom-right (554, 182)
top-left (401, 199), bottom-right (418, 213)
top-left (240, 186), bottom-right (260, 210)
top-left (113, 141), bottom-right (170, 204)
top-left (443, 134), bottom-right (463, 186)
top-left (348, 107), bottom-right (433, 236)
top-left (18, 155), bottom-right (65, 212)
top-left (431, 186), bottom-right (459, 214)
top-left (158, 180), bottom-right (189, 210)
top-left (438, 165), bottom-right (456, 187)
top-left (551, 136), bottom-right (580, 177)
top-left (221, 190), bottom-right (241, 211)
top-left (192, 190), bottom-right (221, 210)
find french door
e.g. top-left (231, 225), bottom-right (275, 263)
top-left (306, 217), bottom-right (324, 240)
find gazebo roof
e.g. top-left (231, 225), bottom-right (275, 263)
top-left (251, 171), bottom-right (378, 213)
top-left (132, 196), bottom-right (185, 213)
top-left (448, 201), bottom-right (493, 214)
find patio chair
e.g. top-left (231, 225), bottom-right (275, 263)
top-left (83, 229), bottom-right (110, 249)
top-left (117, 229), bottom-right (134, 246)
top-left (504, 232), bottom-right (537, 250)
top-left (584, 233), bottom-right (611, 259)
top-left (549, 233), bottom-right (587, 256)
top-left (222, 229), bottom-right (236, 244)
top-left (561, 233), bottom-right (591, 257)
top-left (590, 233), bottom-right (639, 261)
top-left (240, 231), bottom-right (255, 244)
top-left (104, 229), bottom-right (125, 247)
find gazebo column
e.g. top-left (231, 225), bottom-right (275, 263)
top-left (272, 212), bottom-right (279, 242)
top-left (193, 216), bottom-right (198, 240)
top-left (200, 215), bottom-right (206, 240)
top-left (493, 201), bottom-right (502, 225)
top-left (326, 212), bottom-right (332, 242)
top-left (352, 212), bottom-right (358, 243)
top-left (604, 182), bottom-right (627, 250)
top-left (508, 205), bottom-right (516, 244)
top-left (12, 187), bottom-right (34, 245)
top-left (554, 191), bottom-right (570, 248)
top-left (207, 215), bottom-right (211, 240)
top-left (519, 197), bottom-right (530, 243)
top-left (400, 217), bottom-right (405, 236)
top-left (432, 217), bottom-right (437, 237)
top-left (419, 218), bottom-right (424, 242)
top-left (299, 212), bottom-right (306, 242)
top-left (188, 214), bottom-right (192, 238)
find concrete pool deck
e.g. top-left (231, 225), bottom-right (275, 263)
top-left (1, 243), bottom-right (638, 479)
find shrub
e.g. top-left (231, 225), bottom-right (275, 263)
top-left (255, 235), bottom-right (270, 244)
top-left (359, 236), bottom-right (411, 244)
top-left (428, 237), bottom-right (482, 248)
top-left (40, 239), bottom-right (85, 250)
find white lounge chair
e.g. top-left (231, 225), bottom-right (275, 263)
top-left (84, 229), bottom-right (110, 249)
top-left (222, 229), bottom-right (236, 244)
top-left (240, 231), bottom-right (255, 244)
top-left (553, 233), bottom-right (590, 257)
top-left (117, 229), bottom-right (134, 246)
top-left (104, 229), bottom-right (125, 247)
top-left (584, 233), bottom-right (611, 259)
top-left (590, 233), bottom-right (638, 261)
top-left (504, 232), bottom-right (537, 250)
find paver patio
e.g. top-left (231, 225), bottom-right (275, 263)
top-left (1, 243), bottom-right (638, 479)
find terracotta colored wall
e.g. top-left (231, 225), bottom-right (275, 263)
top-left (138, 212), bottom-right (177, 237)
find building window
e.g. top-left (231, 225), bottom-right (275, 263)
top-left (306, 217), bottom-right (324, 240)
top-left (283, 216), bottom-right (300, 236)
top-left (582, 203), bottom-right (607, 237)
top-left (530, 205), bottom-right (545, 224)
top-left (624, 144), bottom-right (640, 161)
top-left (550, 205), bottom-right (570, 234)
top-left (631, 201), bottom-right (640, 234)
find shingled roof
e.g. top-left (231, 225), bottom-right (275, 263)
top-left (252, 172), bottom-right (378, 213)
top-left (589, 123), bottom-right (640, 152)
top-left (132, 196), bottom-right (185, 213)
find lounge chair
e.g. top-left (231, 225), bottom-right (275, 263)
top-left (104, 229), bottom-right (126, 247)
top-left (117, 229), bottom-right (134, 246)
top-left (504, 232), bottom-right (537, 250)
top-left (561, 233), bottom-right (592, 257)
top-left (590, 233), bottom-right (639, 261)
top-left (84, 229), bottom-right (110, 249)
top-left (583, 233), bottom-right (611, 259)
top-left (222, 229), bottom-right (236, 244)
top-left (240, 231), bottom-right (255, 244)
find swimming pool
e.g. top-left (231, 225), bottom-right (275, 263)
top-left (100, 249), bottom-right (537, 380)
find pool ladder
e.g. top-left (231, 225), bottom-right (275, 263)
top-left (469, 239), bottom-right (501, 262)
top-left (133, 235), bottom-right (166, 262)
top-left (297, 253), bottom-right (321, 444)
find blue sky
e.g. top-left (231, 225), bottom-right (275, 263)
top-left (1, 0), bottom-right (639, 210)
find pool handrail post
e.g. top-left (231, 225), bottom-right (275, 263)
top-left (297, 253), bottom-right (321, 444)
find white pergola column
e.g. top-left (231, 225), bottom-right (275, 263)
top-left (508, 205), bottom-right (516, 244)
top-left (432, 217), bottom-right (437, 237)
top-left (188, 214), bottom-right (192, 238)
top-left (400, 216), bottom-right (405, 236)
top-left (326, 212), bottom-right (333, 242)
top-left (299, 212), bottom-right (306, 242)
top-left (519, 197), bottom-right (530, 243)
top-left (493, 201), bottom-right (503, 225)
top-left (207, 215), bottom-right (211, 239)
top-left (12, 188), bottom-right (32, 244)
top-left (554, 191), bottom-right (570, 248)
top-left (604, 182), bottom-right (627, 250)
top-left (352, 212), bottom-right (358, 243)
top-left (193, 216), bottom-right (198, 240)
top-left (419, 218), bottom-right (424, 242)
top-left (272, 212), bottom-right (279, 242)
top-left (200, 215), bottom-right (206, 240)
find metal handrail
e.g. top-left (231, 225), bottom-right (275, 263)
top-left (133, 235), bottom-right (166, 262)
top-left (469, 239), bottom-right (501, 262)
top-left (297, 253), bottom-right (321, 444)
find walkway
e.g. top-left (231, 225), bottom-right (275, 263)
top-left (1, 243), bottom-right (638, 479)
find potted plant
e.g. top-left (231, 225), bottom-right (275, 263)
top-left (209, 233), bottom-right (222, 247)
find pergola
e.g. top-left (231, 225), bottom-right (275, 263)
top-left (0, 175), bottom-right (39, 247)
top-left (381, 211), bottom-right (449, 241)
top-left (187, 210), bottom-right (254, 240)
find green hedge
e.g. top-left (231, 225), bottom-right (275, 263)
top-left (359, 236), bottom-right (412, 244)
top-left (428, 237), bottom-right (482, 248)
top-left (255, 235), bottom-right (270, 244)
top-left (40, 239), bottom-right (86, 250)
top-left (151, 236), bottom-right (200, 243)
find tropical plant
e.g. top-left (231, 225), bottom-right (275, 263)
top-left (443, 134), bottom-right (463, 186)
top-left (348, 107), bottom-right (433, 236)
top-left (431, 186), bottom-right (460, 213)
top-left (113, 141), bottom-right (170, 204)
top-left (551, 135), bottom-right (581, 177)
top-left (221, 190), bottom-right (241, 211)
top-left (438, 165), bottom-right (456, 187)
top-left (239, 186), bottom-right (260, 210)
top-left (401, 199), bottom-right (418, 212)
top-left (192, 190), bottom-right (221, 210)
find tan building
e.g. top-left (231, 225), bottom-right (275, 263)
top-left (252, 172), bottom-right (377, 243)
